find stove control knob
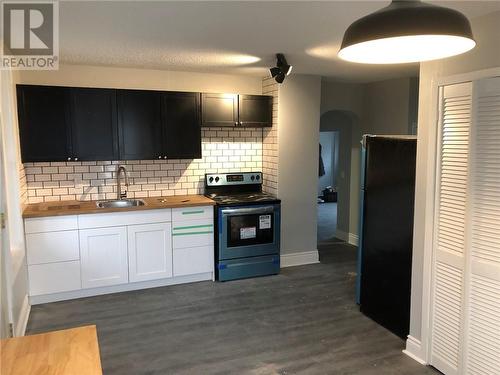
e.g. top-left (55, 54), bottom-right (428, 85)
top-left (209, 177), bottom-right (214, 183)
top-left (215, 176), bottom-right (219, 182)
top-left (251, 175), bottom-right (255, 181)
top-left (256, 175), bottom-right (260, 180)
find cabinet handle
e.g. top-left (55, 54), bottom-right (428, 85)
top-left (163, 156), bottom-right (167, 159)
top-left (172, 231), bottom-right (213, 236)
top-left (74, 157), bottom-right (78, 161)
top-left (234, 121), bottom-right (238, 126)
top-left (182, 210), bottom-right (204, 215)
top-left (158, 155), bottom-right (162, 159)
top-left (67, 157), bottom-right (71, 161)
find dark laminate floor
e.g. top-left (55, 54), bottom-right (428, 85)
top-left (317, 202), bottom-right (338, 243)
top-left (27, 243), bottom-right (437, 375)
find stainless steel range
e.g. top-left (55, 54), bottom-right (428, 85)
top-left (205, 172), bottom-right (281, 281)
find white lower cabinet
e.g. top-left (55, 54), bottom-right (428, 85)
top-left (172, 217), bottom-right (214, 276)
top-left (173, 246), bottom-right (213, 277)
top-left (128, 222), bottom-right (173, 282)
top-left (28, 261), bottom-right (81, 296)
top-left (80, 226), bottom-right (129, 288)
top-left (26, 230), bottom-right (80, 265)
top-left (25, 205), bottom-right (215, 302)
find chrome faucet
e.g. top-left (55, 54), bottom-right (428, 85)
top-left (116, 165), bottom-right (129, 200)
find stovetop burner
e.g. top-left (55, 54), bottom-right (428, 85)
top-left (204, 172), bottom-right (280, 206)
top-left (206, 192), bottom-right (279, 205)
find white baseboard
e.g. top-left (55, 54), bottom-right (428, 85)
top-left (336, 230), bottom-right (359, 247)
top-left (281, 250), bottom-right (319, 268)
top-left (29, 272), bottom-right (213, 305)
top-left (348, 233), bottom-right (359, 247)
top-left (15, 294), bottom-right (31, 337)
top-left (403, 335), bottom-right (427, 365)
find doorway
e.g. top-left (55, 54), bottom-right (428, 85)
top-left (317, 110), bottom-right (358, 246)
top-left (318, 131), bottom-right (339, 243)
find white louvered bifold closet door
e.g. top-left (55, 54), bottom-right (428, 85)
top-left (431, 82), bottom-right (472, 375)
top-left (466, 77), bottom-right (500, 375)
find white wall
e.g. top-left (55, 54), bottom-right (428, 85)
top-left (0, 69), bottom-right (29, 336)
top-left (278, 75), bottom-right (322, 255)
top-left (18, 64), bottom-right (262, 94)
top-left (362, 78), bottom-right (412, 135)
top-left (407, 10), bottom-right (500, 358)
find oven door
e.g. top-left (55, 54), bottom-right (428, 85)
top-left (218, 204), bottom-right (280, 260)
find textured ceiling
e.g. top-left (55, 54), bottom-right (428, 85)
top-left (59, 1), bottom-right (500, 83)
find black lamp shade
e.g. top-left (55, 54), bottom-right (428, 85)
top-left (339, 0), bottom-right (475, 64)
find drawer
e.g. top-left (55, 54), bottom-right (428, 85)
top-left (28, 261), bottom-right (81, 296)
top-left (173, 246), bottom-right (213, 277)
top-left (26, 230), bottom-right (80, 265)
top-left (172, 219), bottom-right (214, 249)
top-left (172, 206), bottom-right (213, 222)
top-left (78, 209), bottom-right (172, 229)
top-left (25, 215), bottom-right (78, 234)
top-left (218, 255), bottom-right (280, 281)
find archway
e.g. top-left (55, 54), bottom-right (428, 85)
top-left (317, 110), bottom-right (360, 244)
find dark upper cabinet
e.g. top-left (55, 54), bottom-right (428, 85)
top-left (17, 85), bottom-right (71, 162)
top-left (117, 90), bottom-right (163, 160)
top-left (69, 88), bottom-right (119, 161)
top-left (163, 92), bottom-right (201, 159)
top-left (238, 95), bottom-right (273, 127)
top-left (17, 85), bottom-right (268, 162)
top-left (201, 93), bottom-right (273, 128)
top-left (201, 93), bottom-right (238, 127)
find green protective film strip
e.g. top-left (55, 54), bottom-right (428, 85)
top-left (182, 210), bottom-right (204, 215)
top-left (172, 231), bottom-right (213, 236)
top-left (173, 224), bottom-right (213, 231)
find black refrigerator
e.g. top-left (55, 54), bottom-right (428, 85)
top-left (357, 135), bottom-right (417, 339)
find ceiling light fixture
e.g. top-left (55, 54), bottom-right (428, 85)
top-left (338, 0), bottom-right (475, 64)
top-left (270, 53), bottom-right (292, 83)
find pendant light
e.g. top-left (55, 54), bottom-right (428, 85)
top-left (338, 0), bottom-right (475, 64)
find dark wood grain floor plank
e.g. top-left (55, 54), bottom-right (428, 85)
top-left (27, 243), bottom-right (437, 375)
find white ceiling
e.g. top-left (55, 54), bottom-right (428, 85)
top-left (59, 1), bottom-right (500, 83)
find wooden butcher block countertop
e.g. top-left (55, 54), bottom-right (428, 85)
top-left (0, 325), bottom-right (102, 375)
top-left (23, 194), bottom-right (215, 218)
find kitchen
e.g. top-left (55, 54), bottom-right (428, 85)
top-left (1, 1), bottom-right (500, 375)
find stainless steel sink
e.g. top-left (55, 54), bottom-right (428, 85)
top-left (96, 199), bottom-right (146, 209)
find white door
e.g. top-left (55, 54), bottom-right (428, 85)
top-left (465, 77), bottom-right (500, 375)
top-left (430, 78), bottom-right (500, 375)
top-left (128, 222), bottom-right (172, 282)
top-left (430, 82), bottom-right (471, 375)
top-left (80, 226), bottom-right (128, 288)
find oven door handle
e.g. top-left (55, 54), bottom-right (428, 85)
top-left (221, 206), bottom-right (275, 216)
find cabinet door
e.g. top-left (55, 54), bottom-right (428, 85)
top-left (17, 85), bottom-right (71, 162)
top-left (69, 88), bottom-right (119, 161)
top-left (117, 90), bottom-right (162, 160)
top-left (201, 93), bottom-right (238, 127)
top-left (28, 261), bottom-right (81, 296)
top-left (26, 230), bottom-right (80, 265)
top-left (173, 246), bottom-right (213, 277)
top-left (238, 95), bottom-right (273, 127)
top-left (128, 222), bottom-right (172, 282)
top-left (80, 226), bottom-right (128, 288)
top-left (163, 92), bottom-right (201, 159)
